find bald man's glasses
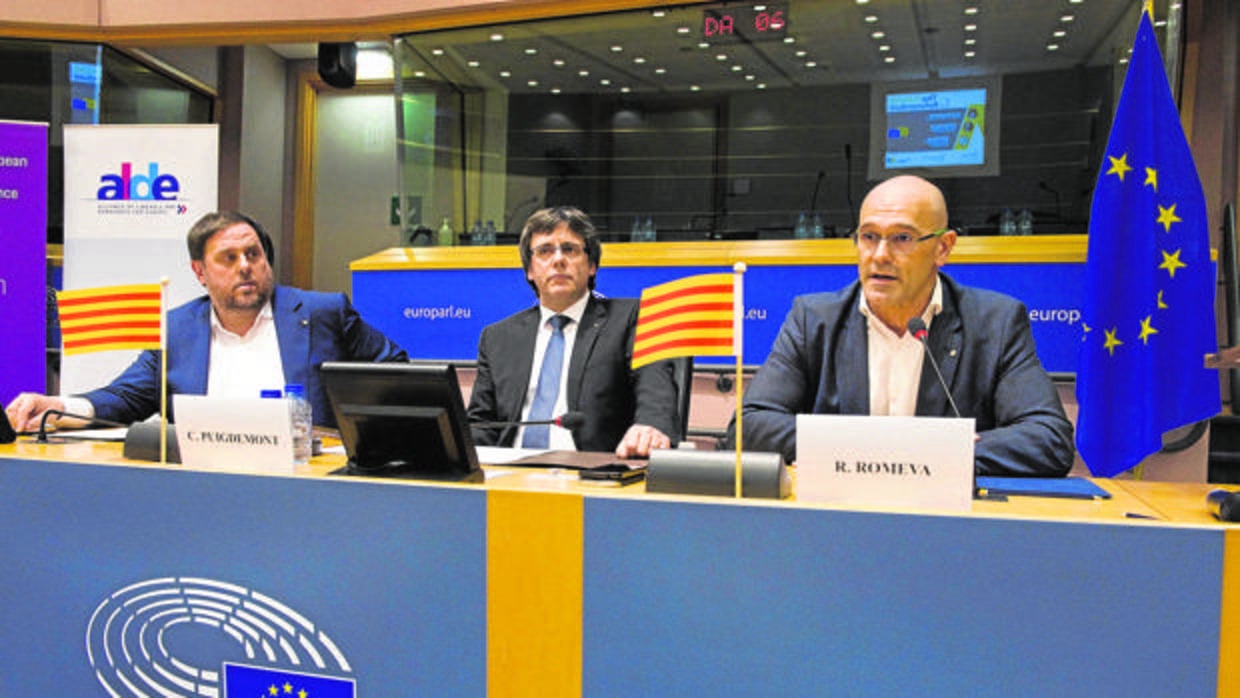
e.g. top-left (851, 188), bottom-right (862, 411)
top-left (852, 229), bottom-right (947, 255)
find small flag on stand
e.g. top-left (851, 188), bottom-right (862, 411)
top-left (632, 271), bottom-right (741, 369)
top-left (58, 283), bottom-right (162, 356)
top-left (1075, 9), bottom-right (1220, 478)
top-left (633, 265), bottom-right (747, 496)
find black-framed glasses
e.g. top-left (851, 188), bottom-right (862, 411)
top-left (532, 242), bottom-right (586, 260)
top-left (852, 229), bottom-right (948, 255)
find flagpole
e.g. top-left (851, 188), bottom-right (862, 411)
top-left (159, 277), bottom-right (169, 465)
top-left (733, 262), bottom-right (746, 498)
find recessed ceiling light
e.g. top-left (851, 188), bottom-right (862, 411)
top-left (655, 67), bottom-right (667, 74)
top-left (732, 65), bottom-right (743, 71)
top-left (467, 60), bottom-right (480, 68)
top-left (754, 4), bottom-right (767, 11)
top-left (551, 87), bottom-right (562, 94)
top-left (864, 15), bottom-right (878, 23)
top-left (527, 79), bottom-right (539, 86)
top-left (610, 45), bottom-right (624, 52)
top-left (578, 69), bottom-right (589, 76)
top-left (855, 0), bottom-right (871, 4)
top-left (621, 86), bottom-right (631, 93)
top-left (964, 38), bottom-right (977, 45)
top-left (805, 61), bottom-right (817, 68)
top-left (499, 70), bottom-right (511, 78)
top-left (553, 59), bottom-right (566, 67)
top-left (784, 37), bottom-right (796, 44)
top-left (795, 50), bottom-right (808, 57)
top-left (1060, 14), bottom-right (1075, 22)
top-left (413, 70), bottom-right (426, 78)
top-left (757, 83), bottom-right (767, 89)
top-left (634, 56), bottom-right (647, 64)
top-left (884, 56), bottom-right (896, 63)
top-left (745, 74), bottom-right (755, 81)
top-left (716, 54), bottom-right (729, 61)
top-left (690, 85), bottom-right (702, 91)
top-left (964, 51), bottom-right (976, 58)
top-left (1069, 0), bottom-right (1083, 3)
top-left (1054, 30), bottom-right (1067, 37)
top-left (652, 9), bottom-right (666, 17)
top-left (600, 78), bottom-right (611, 85)
top-left (964, 23), bottom-right (977, 31)
top-left (431, 48), bottom-right (444, 56)
top-left (871, 31), bottom-right (886, 39)
top-left (1154, 19), bottom-right (1168, 27)
top-left (677, 26), bottom-right (691, 34)
top-left (489, 33), bottom-right (504, 42)
top-left (878, 44), bottom-right (891, 52)
top-left (964, 6), bottom-right (979, 14)
top-left (698, 42), bottom-right (710, 49)
top-left (1119, 57), bottom-right (1129, 64)
top-left (1047, 43), bottom-right (1060, 51)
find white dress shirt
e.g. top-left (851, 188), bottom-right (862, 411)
top-left (859, 276), bottom-right (944, 417)
top-left (516, 293), bottom-right (589, 450)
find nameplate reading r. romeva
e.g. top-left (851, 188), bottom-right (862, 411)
top-left (795, 414), bottom-right (974, 511)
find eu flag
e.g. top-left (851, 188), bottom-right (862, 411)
top-left (1076, 11), bottom-right (1220, 477)
top-left (223, 663), bottom-right (356, 697)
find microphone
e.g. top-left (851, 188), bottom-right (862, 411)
top-left (907, 317), bottom-right (962, 419)
top-left (1207, 489), bottom-right (1240, 522)
top-left (809, 170), bottom-right (825, 215)
top-left (472, 411), bottom-right (586, 431)
top-left (36, 409), bottom-right (128, 443)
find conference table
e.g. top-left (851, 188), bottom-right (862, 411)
top-left (0, 439), bottom-right (1235, 697)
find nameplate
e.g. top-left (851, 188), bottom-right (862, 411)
top-left (173, 395), bottom-right (294, 474)
top-left (795, 414), bottom-right (975, 511)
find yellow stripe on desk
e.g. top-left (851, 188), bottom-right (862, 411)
top-left (1218, 529), bottom-right (1240, 695)
top-left (488, 489), bottom-right (583, 697)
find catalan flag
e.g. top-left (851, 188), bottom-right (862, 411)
top-left (58, 283), bottom-right (163, 356)
top-left (1075, 10), bottom-right (1220, 477)
top-left (632, 272), bottom-right (741, 369)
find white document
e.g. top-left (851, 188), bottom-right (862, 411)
top-left (173, 395), bottom-right (294, 474)
top-left (795, 414), bottom-right (975, 511)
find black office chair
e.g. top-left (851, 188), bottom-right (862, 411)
top-left (670, 356), bottom-right (693, 444)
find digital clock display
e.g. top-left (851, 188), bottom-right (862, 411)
top-left (702, 4), bottom-right (788, 43)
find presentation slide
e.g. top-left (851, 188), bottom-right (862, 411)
top-left (884, 88), bottom-right (987, 169)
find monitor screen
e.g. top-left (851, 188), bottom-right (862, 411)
top-left (319, 362), bottom-right (483, 482)
top-left (868, 75), bottom-right (1001, 180)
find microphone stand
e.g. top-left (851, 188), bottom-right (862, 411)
top-left (37, 410), bottom-right (128, 443)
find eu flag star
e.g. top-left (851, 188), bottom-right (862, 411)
top-left (1159, 248), bottom-right (1187, 278)
top-left (1103, 327), bottom-right (1123, 356)
top-left (1144, 167), bottom-right (1158, 190)
top-left (1157, 290), bottom-right (1168, 309)
top-left (1139, 316), bottom-right (1158, 343)
top-left (1156, 203), bottom-right (1182, 233)
top-left (1106, 153), bottom-right (1132, 181)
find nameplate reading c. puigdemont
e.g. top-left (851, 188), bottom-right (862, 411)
top-left (795, 414), bottom-right (975, 511)
top-left (173, 395), bottom-right (295, 474)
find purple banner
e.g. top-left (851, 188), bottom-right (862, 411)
top-left (0, 121), bottom-right (48, 404)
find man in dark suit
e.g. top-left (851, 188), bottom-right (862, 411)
top-left (467, 207), bottom-right (679, 457)
top-left (731, 176), bottom-right (1073, 476)
top-left (6, 211), bottom-right (406, 431)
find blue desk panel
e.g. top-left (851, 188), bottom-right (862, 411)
top-left (582, 497), bottom-right (1222, 696)
top-left (0, 459), bottom-right (487, 696)
top-left (354, 262), bottom-right (1084, 372)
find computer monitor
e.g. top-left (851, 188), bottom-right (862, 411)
top-left (319, 362), bottom-right (483, 482)
top-left (868, 75), bottom-right (1002, 180)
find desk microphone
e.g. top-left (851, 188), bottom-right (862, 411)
top-left (1207, 489), bottom-right (1240, 522)
top-left (907, 317), bottom-right (962, 418)
top-left (37, 410), bottom-right (129, 443)
top-left (472, 411), bottom-right (586, 430)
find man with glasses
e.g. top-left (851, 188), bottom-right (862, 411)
top-left (467, 206), bottom-right (680, 457)
top-left (731, 175), bottom-right (1073, 476)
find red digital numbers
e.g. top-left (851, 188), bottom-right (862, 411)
top-left (704, 14), bottom-right (735, 37)
top-left (755, 10), bottom-right (785, 32)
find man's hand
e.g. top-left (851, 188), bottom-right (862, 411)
top-left (615, 423), bottom-right (671, 458)
top-left (5, 393), bottom-right (66, 433)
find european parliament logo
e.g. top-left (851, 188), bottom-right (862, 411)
top-left (85, 577), bottom-right (355, 697)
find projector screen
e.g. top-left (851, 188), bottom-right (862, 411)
top-left (868, 76), bottom-right (1001, 180)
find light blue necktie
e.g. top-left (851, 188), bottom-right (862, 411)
top-left (522, 314), bottom-right (570, 448)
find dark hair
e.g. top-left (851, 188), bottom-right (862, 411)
top-left (517, 206), bottom-right (602, 294)
top-left (186, 211), bottom-right (275, 271)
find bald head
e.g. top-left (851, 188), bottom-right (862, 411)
top-left (858, 175), bottom-right (948, 233)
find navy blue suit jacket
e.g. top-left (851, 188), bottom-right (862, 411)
top-left (81, 285), bottom-right (407, 427)
top-left (730, 275), bottom-right (1073, 476)
top-left (467, 295), bottom-right (680, 452)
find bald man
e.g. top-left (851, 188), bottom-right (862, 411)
top-left (729, 175), bottom-right (1073, 477)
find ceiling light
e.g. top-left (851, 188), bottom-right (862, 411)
top-left (964, 23), bottom-right (977, 31)
top-left (691, 85), bottom-right (702, 91)
top-left (1053, 30), bottom-right (1067, 37)
top-left (431, 48), bottom-right (444, 56)
top-left (525, 48), bottom-right (538, 55)
top-left (553, 59), bottom-right (566, 67)
top-left (716, 54), bottom-right (729, 61)
top-left (964, 51), bottom-right (976, 58)
top-left (964, 6), bottom-right (979, 14)
top-left (467, 60), bottom-right (480, 68)
top-left (732, 65), bottom-right (743, 71)
top-left (757, 83), bottom-right (767, 89)
top-left (621, 86), bottom-right (632, 93)
top-left (489, 33), bottom-right (504, 42)
top-left (677, 26), bottom-right (691, 34)
top-left (784, 37), bottom-right (796, 44)
top-left (655, 67), bottom-right (667, 74)
top-left (745, 74), bottom-right (755, 81)
top-left (698, 42), bottom-right (710, 49)
top-left (527, 79), bottom-right (539, 86)
top-left (754, 4), bottom-right (767, 11)
top-left (964, 38), bottom-right (976, 45)
top-left (551, 87), bottom-right (562, 94)
top-left (871, 31), bottom-right (886, 39)
top-left (1154, 19), bottom-right (1167, 27)
top-left (600, 78), bottom-right (611, 85)
top-left (795, 50), bottom-right (808, 57)
top-left (634, 57), bottom-right (647, 64)
top-left (1047, 43), bottom-right (1060, 51)
top-left (499, 70), bottom-right (511, 78)
top-left (878, 44), bottom-right (891, 52)
top-left (355, 48), bottom-right (393, 80)
top-left (855, 0), bottom-right (871, 4)
top-left (1060, 14), bottom-right (1075, 22)
top-left (578, 70), bottom-right (590, 77)
top-left (805, 61), bottom-right (817, 68)
top-left (413, 70), bottom-right (426, 78)
top-left (652, 9), bottom-right (666, 17)
top-left (864, 15), bottom-right (878, 23)
top-left (1069, 0), bottom-right (1083, 3)
top-left (884, 56), bottom-right (896, 63)
top-left (610, 45), bottom-right (624, 52)
top-left (1119, 57), bottom-right (1129, 64)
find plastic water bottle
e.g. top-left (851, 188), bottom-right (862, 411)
top-left (483, 220), bottom-right (497, 245)
top-left (794, 212), bottom-right (808, 239)
top-left (1017, 209), bottom-right (1034, 236)
top-left (469, 219), bottom-right (483, 245)
top-left (283, 383), bottom-right (313, 465)
top-left (437, 216), bottom-right (454, 246)
top-left (811, 213), bottom-right (824, 239)
top-left (644, 216), bottom-right (657, 242)
top-left (999, 208), bottom-right (1016, 235)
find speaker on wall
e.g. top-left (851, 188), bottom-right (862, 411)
top-left (318, 42), bottom-right (358, 89)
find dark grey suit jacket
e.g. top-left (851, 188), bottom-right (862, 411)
top-left (468, 295), bottom-right (680, 452)
top-left (729, 275), bottom-right (1073, 476)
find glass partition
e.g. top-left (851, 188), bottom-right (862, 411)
top-left (394, 0), bottom-right (1181, 244)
